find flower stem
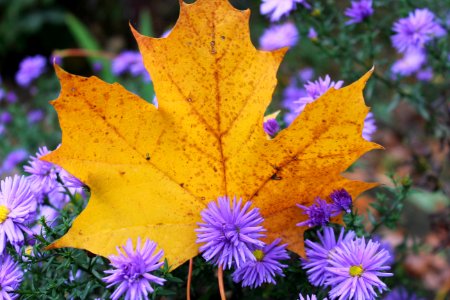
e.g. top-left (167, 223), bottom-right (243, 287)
top-left (186, 258), bottom-right (193, 300)
top-left (218, 265), bottom-right (226, 300)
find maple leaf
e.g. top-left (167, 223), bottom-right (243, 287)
top-left (44, 0), bottom-right (381, 268)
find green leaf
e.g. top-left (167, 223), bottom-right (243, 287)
top-left (64, 13), bottom-right (114, 82)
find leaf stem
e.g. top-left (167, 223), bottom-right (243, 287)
top-left (218, 265), bottom-right (226, 300)
top-left (186, 258), bottom-right (193, 300)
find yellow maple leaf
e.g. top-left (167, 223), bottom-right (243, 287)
top-left (44, 0), bottom-right (381, 268)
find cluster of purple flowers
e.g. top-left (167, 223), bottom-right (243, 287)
top-left (283, 74), bottom-right (377, 141)
top-left (302, 227), bottom-right (393, 299)
top-left (297, 189), bottom-right (353, 228)
top-left (391, 8), bottom-right (446, 79)
top-left (15, 55), bottom-right (47, 87)
top-left (196, 196), bottom-right (290, 288)
top-left (112, 51), bottom-right (150, 82)
top-left (0, 145), bottom-right (89, 298)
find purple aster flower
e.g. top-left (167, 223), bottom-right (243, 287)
top-left (363, 112), bottom-right (377, 141)
top-left (196, 196), bottom-right (266, 269)
top-left (103, 238), bottom-right (165, 300)
top-left (1, 149), bottom-right (28, 175)
top-left (112, 51), bottom-right (150, 82)
top-left (330, 189), bottom-right (352, 214)
top-left (307, 27), bottom-right (318, 40)
top-left (0, 175), bottom-right (36, 252)
top-left (232, 238), bottom-right (289, 288)
top-left (282, 81), bottom-right (305, 124)
top-left (345, 0), bottom-right (373, 25)
top-left (383, 287), bottom-right (424, 300)
top-left (60, 169), bottom-right (85, 190)
top-left (294, 75), bottom-right (344, 114)
top-left (6, 91), bottom-right (17, 104)
top-left (372, 235), bottom-right (395, 266)
top-left (24, 146), bottom-right (60, 199)
top-left (0, 88), bottom-right (4, 102)
top-left (263, 118), bottom-right (280, 137)
top-left (282, 70), bottom-right (314, 125)
top-left (0, 112), bottom-right (12, 124)
top-left (32, 205), bottom-right (60, 238)
top-left (298, 294), bottom-right (326, 300)
top-left (27, 109), bottom-right (44, 124)
top-left (297, 197), bottom-right (333, 228)
top-left (0, 124), bottom-right (5, 136)
top-left (15, 55), bottom-right (46, 87)
top-left (260, 0), bottom-right (310, 22)
top-left (299, 68), bottom-right (314, 82)
top-left (391, 50), bottom-right (427, 76)
top-left (302, 227), bottom-right (356, 286)
top-left (0, 254), bottom-right (23, 300)
top-left (416, 68), bottom-right (433, 81)
top-left (326, 237), bottom-right (393, 300)
top-left (392, 8), bottom-right (446, 53)
top-left (260, 23), bottom-right (299, 51)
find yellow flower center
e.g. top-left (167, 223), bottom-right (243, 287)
top-left (25, 246), bottom-right (33, 256)
top-left (349, 265), bottom-right (364, 277)
top-left (311, 9), bottom-right (321, 17)
top-left (0, 205), bottom-right (10, 224)
top-left (253, 249), bottom-right (264, 261)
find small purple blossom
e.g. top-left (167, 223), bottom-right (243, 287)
top-left (0, 176), bottom-right (36, 252)
top-left (263, 118), bottom-right (280, 137)
top-left (260, 23), bottom-right (299, 51)
top-left (196, 196), bottom-right (266, 269)
top-left (392, 8), bottom-right (446, 53)
top-left (297, 197), bottom-right (333, 228)
top-left (32, 205), bottom-right (60, 238)
top-left (24, 146), bottom-right (60, 198)
top-left (0, 88), bottom-right (4, 101)
top-left (363, 112), bottom-right (377, 141)
top-left (302, 227), bottom-right (356, 286)
top-left (299, 68), bottom-right (314, 82)
top-left (330, 189), bottom-right (352, 214)
top-left (383, 287), bottom-right (424, 300)
top-left (282, 68), bottom-right (314, 124)
top-left (260, 0), bottom-right (310, 22)
top-left (326, 237), bottom-right (393, 300)
top-left (0, 254), bottom-right (23, 300)
top-left (391, 50), bottom-right (427, 76)
top-left (6, 92), bottom-right (17, 104)
top-left (282, 80), bottom-right (307, 124)
top-left (112, 51), bottom-right (150, 82)
top-left (103, 238), bottom-right (165, 300)
top-left (294, 75), bottom-right (344, 114)
top-left (416, 68), bottom-right (433, 81)
top-left (232, 238), bottom-right (289, 288)
top-left (1, 149), bottom-right (28, 175)
top-left (0, 112), bottom-right (12, 124)
top-left (15, 55), bottom-right (46, 87)
top-left (307, 27), bottom-right (318, 40)
top-left (345, 0), bottom-right (373, 25)
top-left (27, 109), bottom-right (45, 124)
